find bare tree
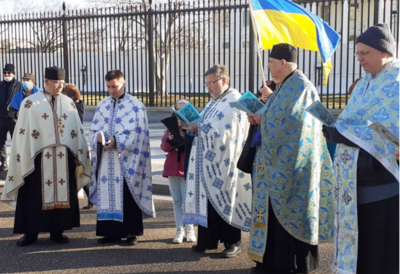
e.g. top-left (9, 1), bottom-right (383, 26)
top-left (8, 0), bottom-right (82, 53)
top-left (87, 0), bottom-right (215, 96)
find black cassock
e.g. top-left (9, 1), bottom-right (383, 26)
top-left (95, 143), bottom-right (143, 239)
top-left (14, 149), bottom-right (80, 234)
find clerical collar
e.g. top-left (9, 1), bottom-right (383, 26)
top-left (112, 92), bottom-right (125, 101)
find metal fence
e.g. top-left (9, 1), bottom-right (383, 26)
top-left (0, 0), bottom-right (398, 108)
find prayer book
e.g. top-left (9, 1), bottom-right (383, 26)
top-left (229, 91), bottom-right (268, 114)
top-left (368, 120), bottom-right (399, 149)
top-left (304, 101), bottom-right (335, 126)
top-left (172, 102), bottom-right (202, 124)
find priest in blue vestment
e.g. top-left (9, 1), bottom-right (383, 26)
top-left (90, 70), bottom-right (155, 245)
top-left (182, 64), bottom-right (252, 258)
top-left (324, 23), bottom-right (399, 274)
top-left (247, 44), bottom-right (334, 274)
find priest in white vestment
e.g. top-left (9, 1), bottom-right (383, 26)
top-left (90, 70), bottom-right (155, 245)
top-left (182, 64), bottom-right (252, 258)
top-left (1, 67), bottom-right (91, 247)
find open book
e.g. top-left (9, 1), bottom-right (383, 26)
top-left (229, 91), bottom-right (268, 114)
top-left (368, 120), bottom-right (399, 149)
top-left (304, 101), bottom-right (335, 126)
top-left (172, 102), bottom-right (202, 124)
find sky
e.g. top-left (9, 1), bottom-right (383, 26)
top-left (0, 0), bottom-right (88, 15)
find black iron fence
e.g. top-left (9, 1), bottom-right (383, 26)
top-left (0, 0), bottom-right (398, 108)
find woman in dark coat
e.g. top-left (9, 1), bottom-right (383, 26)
top-left (62, 84), bottom-right (92, 209)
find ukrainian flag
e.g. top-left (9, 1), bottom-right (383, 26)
top-left (249, 0), bottom-right (341, 85)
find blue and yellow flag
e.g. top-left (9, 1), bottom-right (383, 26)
top-left (249, 0), bottom-right (341, 85)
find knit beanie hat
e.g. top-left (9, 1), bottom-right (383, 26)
top-left (357, 23), bottom-right (395, 57)
top-left (3, 64), bottom-right (15, 74)
top-left (270, 43), bottom-right (298, 63)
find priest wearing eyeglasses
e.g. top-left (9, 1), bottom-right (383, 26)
top-left (1, 66), bottom-right (91, 247)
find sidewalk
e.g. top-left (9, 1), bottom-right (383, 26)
top-left (0, 121), bottom-right (335, 274)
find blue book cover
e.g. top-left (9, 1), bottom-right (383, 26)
top-left (173, 102), bottom-right (202, 124)
top-left (229, 91), bottom-right (268, 114)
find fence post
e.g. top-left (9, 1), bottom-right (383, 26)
top-left (147, 0), bottom-right (155, 106)
top-left (248, 17), bottom-right (255, 93)
top-left (373, 0), bottom-right (380, 24)
top-left (62, 2), bottom-right (69, 83)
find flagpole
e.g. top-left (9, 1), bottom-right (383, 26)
top-left (248, 0), bottom-right (267, 88)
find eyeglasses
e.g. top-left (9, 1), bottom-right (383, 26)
top-left (49, 80), bottom-right (66, 87)
top-left (204, 78), bottom-right (222, 87)
top-left (3, 71), bottom-right (12, 75)
top-left (354, 50), bottom-right (370, 58)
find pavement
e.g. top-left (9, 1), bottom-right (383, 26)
top-left (0, 121), bottom-right (335, 274)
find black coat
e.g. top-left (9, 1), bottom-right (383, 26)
top-left (74, 100), bottom-right (85, 124)
top-left (0, 79), bottom-right (22, 118)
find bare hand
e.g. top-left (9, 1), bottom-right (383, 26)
top-left (247, 114), bottom-right (257, 126)
top-left (183, 123), bottom-right (198, 133)
top-left (260, 86), bottom-right (273, 102)
top-left (395, 151), bottom-right (399, 160)
top-left (168, 133), bottom-right (174, 140)
top-left (103, 133), bottom-right (115, 151)
top-left (247, 113), bottom-right (262, 125)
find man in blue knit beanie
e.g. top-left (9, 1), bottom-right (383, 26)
top-left (324, 23), bottom-right (399, 274)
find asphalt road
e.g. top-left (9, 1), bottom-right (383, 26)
top-left (0, 122), bottom-right (335, 274)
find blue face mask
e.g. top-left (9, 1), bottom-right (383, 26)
top-left (22, 81), bottom-right (32, 90)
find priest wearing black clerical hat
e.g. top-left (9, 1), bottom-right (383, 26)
top-left (1, 66), bottom-right (91, 247)
top-left (247, 44), bottom-right (334, 274)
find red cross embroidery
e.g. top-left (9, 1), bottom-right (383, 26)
top-left (71, 130), bottom-right (77, 138)
top-left (87, 151), bottom-right (90, 159)
top-left (57, 152), bottom-right (65, 158)
top-left (45, 152), bottom-right (52, 159)
top-left (80, 129), bottom-right (84, 134)
top-left (24, 100), bottom-right (33, 109)
top-left (70, 102), bottom-right (76, 109)
top-left (62, 114), bottom-right (68, 120)
top-left (42, 113), bottom-right (49, 120)
top-left (16, 154), bottom-right (21, 162)
top-left (79, 149), bottom-right (83, 154)
top-left (59, 179), bottom-right (65, 185)
top-left (31, 130), bottom-right (40, 139)
top-left (46, 180), bottom-right (52, 186)
top-left (19, 128), bottom-right (25, 135)
top-left (8, 176), bottom-right (13, 181)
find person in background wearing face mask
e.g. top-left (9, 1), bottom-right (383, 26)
top-left (8, 73), bottom-right (42, 120)
top-left (0, 64), bottom-right (22, 171)
top-left (1, 66), bottom-right (91, 247)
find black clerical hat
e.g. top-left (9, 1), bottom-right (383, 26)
top-left (45, 66), bottom-right (65, 80)
top-left (270, 43), bottom-right (298, 63)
